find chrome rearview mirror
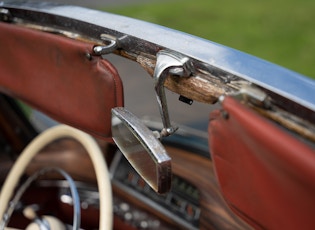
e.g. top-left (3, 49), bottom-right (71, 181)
top-left (111, 107), bottom-right (171, 194)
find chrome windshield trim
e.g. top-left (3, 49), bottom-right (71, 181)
top-left (2, 1), bottom-right (315, 111)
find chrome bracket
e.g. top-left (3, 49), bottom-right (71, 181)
top-left (154, 50), bottom-right (195, 138)
top-left (0, 8), bottom-right (13, 22)
top-left (225, 85), bottom-right (271, 109)
top-left (93, 34), bottom-right (128, 55)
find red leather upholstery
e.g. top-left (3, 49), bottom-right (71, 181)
top-left (209, 96), bottom-right (315, 230)
top-left (0, 22), bottom-right (123, 140)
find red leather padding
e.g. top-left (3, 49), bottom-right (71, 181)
top-left (0, 22), bottom-right (123, 140)
top-left (209, 96), bottom-right (315, 230)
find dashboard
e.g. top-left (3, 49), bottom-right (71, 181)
top-left (32, 139), bottom-right (251, 230)
top-left (110, 151), bottom-right (200, 229)
top-left (1, 136), bottom-right (252, 229)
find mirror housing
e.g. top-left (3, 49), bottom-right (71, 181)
top-left (111, 107), bottom-right (171, 194)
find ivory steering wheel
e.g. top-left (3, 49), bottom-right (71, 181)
top-left (0, 125), bottom-right (113, 229)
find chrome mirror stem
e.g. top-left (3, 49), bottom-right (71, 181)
top-left (154, 50), bottom-right (195, 138)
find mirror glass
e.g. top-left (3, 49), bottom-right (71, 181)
top-left (111, 107), bottom-right (171, 194)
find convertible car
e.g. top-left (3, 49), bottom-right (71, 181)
top-left (0, 1), bottom-right (314, 230)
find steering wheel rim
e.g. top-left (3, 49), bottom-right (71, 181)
top-left (0, 125), bottom-right (113, 229)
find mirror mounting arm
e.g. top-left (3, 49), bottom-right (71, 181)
top-left (154, 50), bottom-right (195, 138)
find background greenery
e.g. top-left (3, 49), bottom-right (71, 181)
top-left (106, 0), bottom-right (315, 79)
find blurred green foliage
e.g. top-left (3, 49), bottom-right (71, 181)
top-left (106, 0), bottom-right (315, 79)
